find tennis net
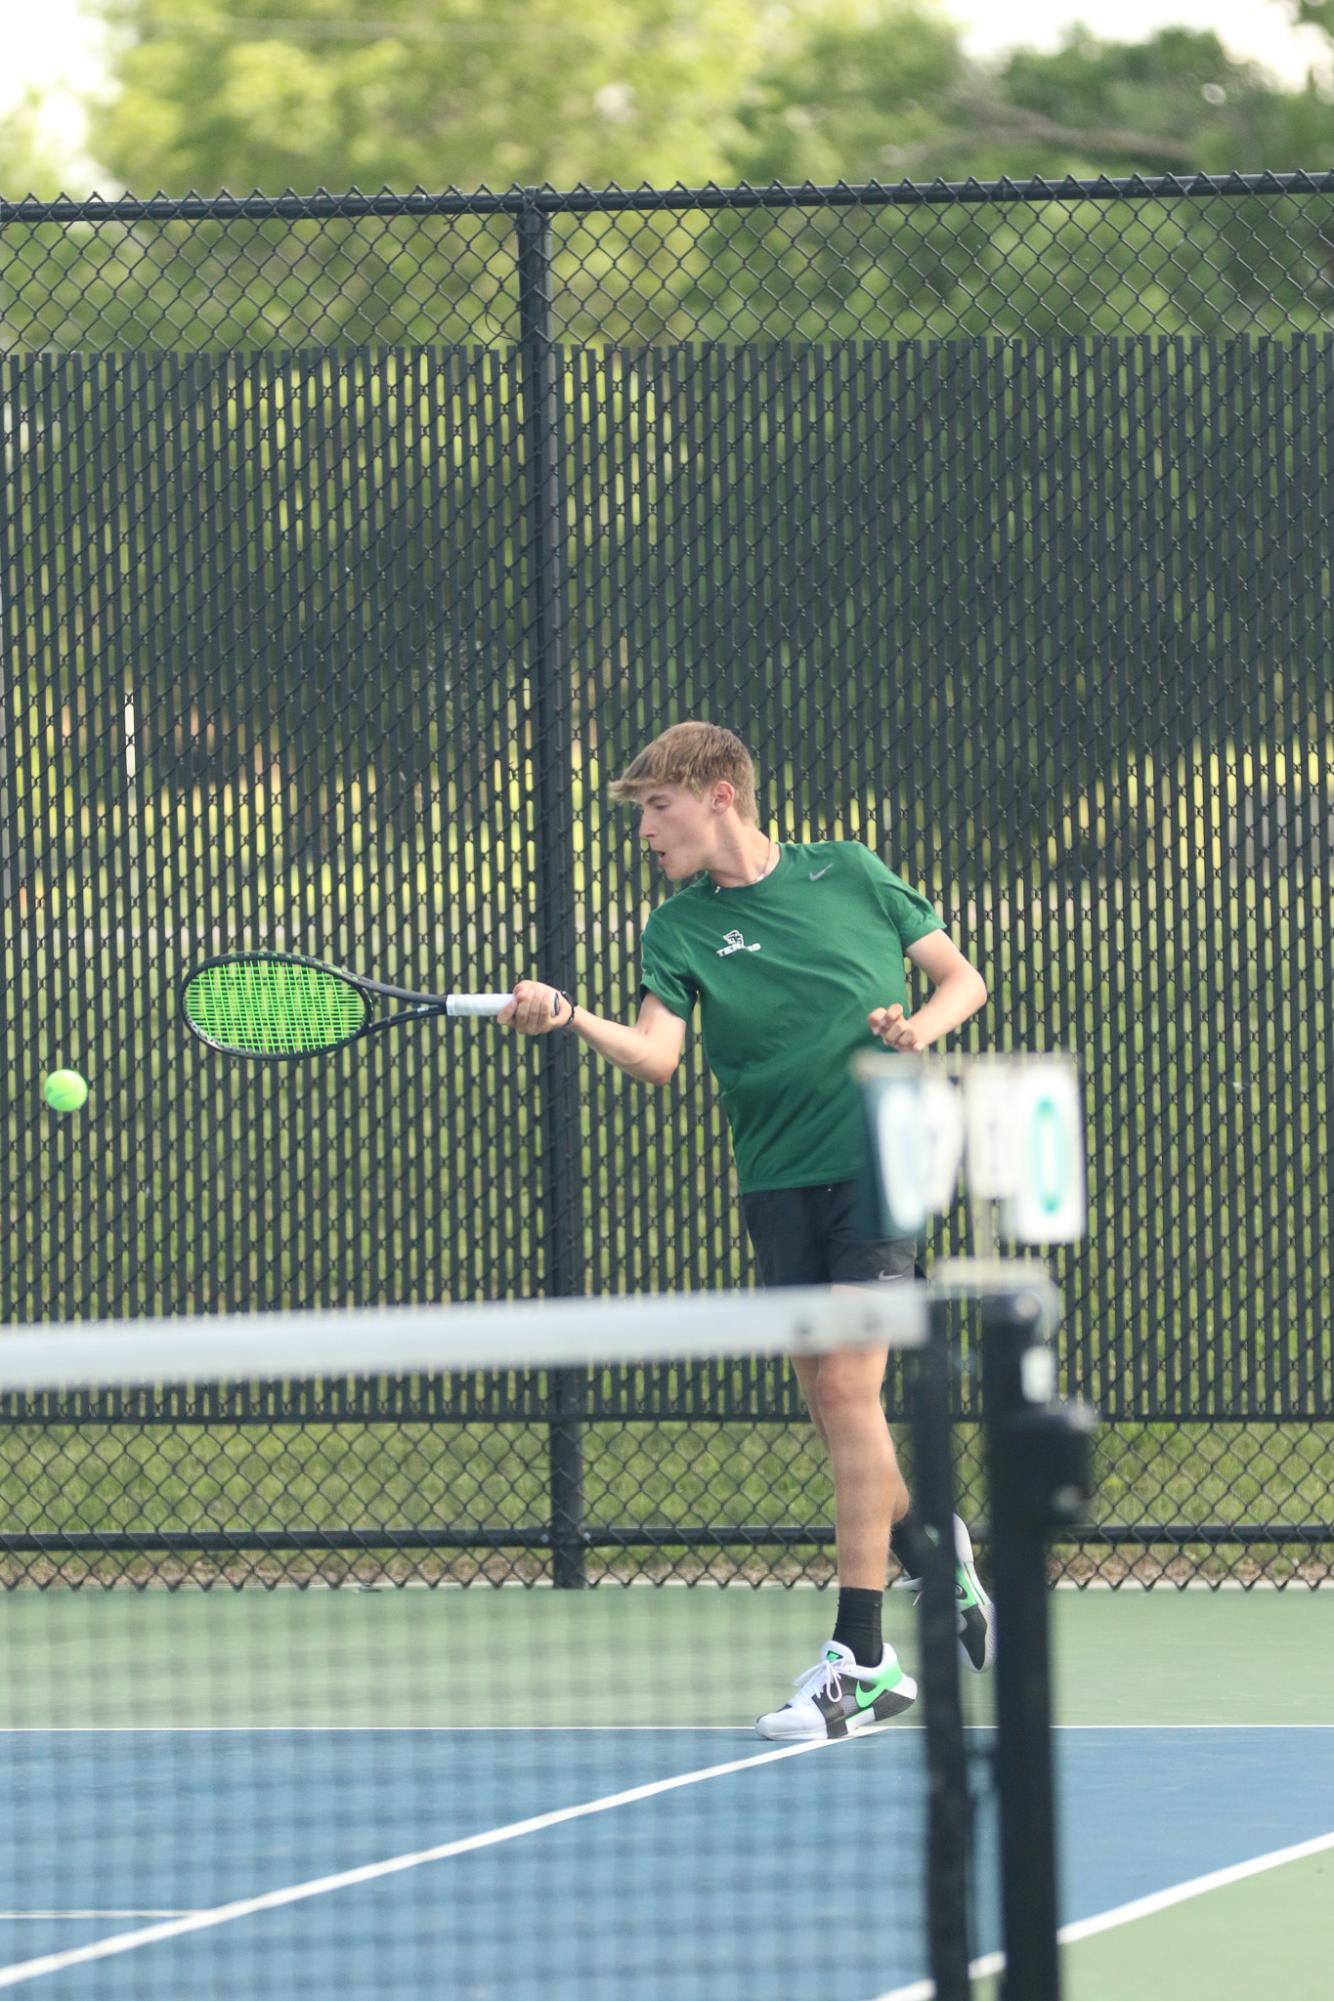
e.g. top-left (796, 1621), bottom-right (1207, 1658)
top-left (0, 1279), bottom-right (1063, 2001)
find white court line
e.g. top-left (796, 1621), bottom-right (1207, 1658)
top-left (0, 1723), bottom-right (926, 1735)
top-left (1055, 1829), bottom-right (1334, 1945)
top-left (864, 1948), bottom-right (1003, 2001)
top-left (865, 1828), bottom-right (1334, 2001)
top-left (0, 1724), bottom-right (904, 1736)
top-left (0, 1723), bottom-right (811, 1734)
top-left (0, 1735), bottom-right (834, 1988)
top-left (1, 1722), bottom-right (1329, 1734)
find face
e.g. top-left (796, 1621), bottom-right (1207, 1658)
top-left (638, 783), bottom-right (722, 881)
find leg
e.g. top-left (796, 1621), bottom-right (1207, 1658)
top-left (792, 1333), bottom-right (913, 1590)
top-left (755, 1338), bottom-right (922, 1736)
top-left (743, 1190), bottom-right (896, 1584)
top-left (824, 1187), bottom-right (994, 1669)
top-left (806, 1323), bottom-right (994, 1673)
top-left (808, 1341), bottom-right (906, 1590)
top-left (788, 1352), bottom-right (826, 1443)
top-left (748, 1187), bottom-right (920, 1735)
top-left (819, 1186), bottom-right (927, 1581)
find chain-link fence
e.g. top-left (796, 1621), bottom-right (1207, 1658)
top-left (4, 174), bottom-right (1331, 1587)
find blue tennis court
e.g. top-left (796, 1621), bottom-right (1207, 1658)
top-left (2, 1715), bottom-right (1330, 1998)
top-left (0, 1726), bottom-right (936, 1998)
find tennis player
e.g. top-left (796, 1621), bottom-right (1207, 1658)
top-left (499, 721), bottom-right (992, 1739)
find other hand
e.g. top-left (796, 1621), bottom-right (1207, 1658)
top-left (868, 1003), bottom-right (924, 1052)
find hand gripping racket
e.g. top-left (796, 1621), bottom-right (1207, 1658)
top-left (179, 951), bottom-right (555, 1061)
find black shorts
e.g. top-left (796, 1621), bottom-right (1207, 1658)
top-left (741, 1177), bottom-right (922, 1288)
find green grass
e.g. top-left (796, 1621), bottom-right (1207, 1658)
top-left (0, 1411), bottom-right (1327, 1589)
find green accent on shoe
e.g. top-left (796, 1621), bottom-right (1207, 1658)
top-left (955, 1567), bottom-right (981, 1611)
top-left (854, 1658), bottom-right (905, 1710)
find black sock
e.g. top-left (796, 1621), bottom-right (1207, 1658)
top-left (831, 1586), bottom-right (883, 1666)
top-left (889, 1508), bottom-right (936, 1580)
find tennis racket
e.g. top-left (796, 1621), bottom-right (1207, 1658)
top-left (179, 951), bottom-right (548, 1061)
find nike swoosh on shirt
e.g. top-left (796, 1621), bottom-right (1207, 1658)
top-left (809, 865), bottom-right (833, 880)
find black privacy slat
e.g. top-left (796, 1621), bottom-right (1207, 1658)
top-left (3, 178), bottom-right (1331, 1586)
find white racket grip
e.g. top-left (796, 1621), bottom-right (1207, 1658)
top-left (446, 993), bottom-right (514, 1018)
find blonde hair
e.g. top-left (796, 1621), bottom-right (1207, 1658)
top-left (608, 721), bottom-right (757, 823)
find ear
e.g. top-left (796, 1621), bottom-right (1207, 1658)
top-left (711, 779), bottom-right (737, 814)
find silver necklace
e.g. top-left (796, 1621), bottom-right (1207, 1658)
top-left (715, 837), bottom-right (778, 892)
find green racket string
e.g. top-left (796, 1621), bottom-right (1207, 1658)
top-left (184, 961), bottom-right (368, 1054)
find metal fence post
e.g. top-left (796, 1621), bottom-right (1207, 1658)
top-left (515, 198), bottom-right (586, 1586)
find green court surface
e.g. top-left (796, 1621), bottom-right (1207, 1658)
top-left (0, 1586), bottom-right (879, 1729)
top-left (1039, 1591), bottom-right (1333, 2001)
top-left (4, 1581), bottom-right (1329, 1724)
top-left (1048, 1587), bottom-right (1333, 1725)
top-left (1053, 1845), bottom-right (1333, 2001)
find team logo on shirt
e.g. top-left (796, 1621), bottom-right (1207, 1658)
top-left (716, 930), bottom-right (762, 957)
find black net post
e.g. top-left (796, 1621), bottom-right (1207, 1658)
top-left (912, 1294), bottom-right (972, 2001)
top-left (982, 1284), bottom-right (1096, 2001)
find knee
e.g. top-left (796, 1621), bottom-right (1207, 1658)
top-left (813, 1358), bottom-right (880, 1427)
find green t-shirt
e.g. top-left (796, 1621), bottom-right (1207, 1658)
top-left (639, 840), bottom-right (944, 1193)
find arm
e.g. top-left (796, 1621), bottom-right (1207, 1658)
top-left (498, 981), bottom-right (686, 1087)
top-left (869, 932), bottom-right (987, 1052)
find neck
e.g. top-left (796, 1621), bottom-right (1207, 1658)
top-left (707, 826), bottom-right (775, 889)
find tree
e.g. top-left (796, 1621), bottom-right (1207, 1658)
top-left (0, 91), bottom-right (73, 201)
top-left (728, 1), bottom-right (963, 187)
top-left (86, 0), bottom-right (782, 195)
top-left (733, 21), bottom-right (1334, 185)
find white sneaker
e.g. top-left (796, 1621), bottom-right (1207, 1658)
top-left (900, 1515), bottom-right (995, 1673)
top-left (754, 1640), bottom-right (917, 1741)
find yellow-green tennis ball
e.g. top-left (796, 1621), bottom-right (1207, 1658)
top-left (43, 1069), bottom-right (88, 1113)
